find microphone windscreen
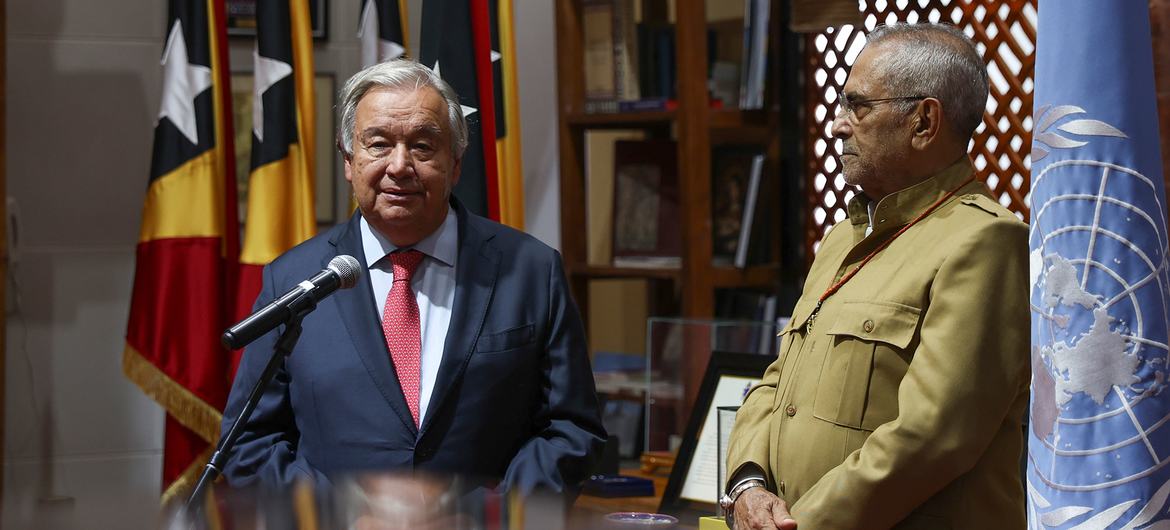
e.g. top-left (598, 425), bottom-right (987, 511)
top-left (328, 255), bottom-right (362, 289)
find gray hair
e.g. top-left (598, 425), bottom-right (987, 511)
top-left (337, 59), bottom-right (470, 159)
top-left (865, 23), bottom-right (989, 139)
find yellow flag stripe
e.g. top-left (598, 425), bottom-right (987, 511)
top-left (208, 0), bottom-right (232, 253)
top-left (497, 0), bottom-right (525, 229)
top-left (290, 0), bottom-right (316, 213)
top-left (239, 0), bottom-right (317, 265)
top-left (397, 0), bottom-right (411, 56)
top-left (139, 150), bottom-right (224, 242)
top-left (241, 150), bottom-right (316, 264)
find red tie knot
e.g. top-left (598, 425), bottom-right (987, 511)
top-left (389, 249), bottom-right (425, 282)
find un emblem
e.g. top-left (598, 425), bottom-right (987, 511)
top-left (1029, 106), bottom-right (1170, 528)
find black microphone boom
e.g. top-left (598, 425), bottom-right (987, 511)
top-left (222, 255), bottom-right (361, 350)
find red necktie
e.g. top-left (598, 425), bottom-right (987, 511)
top-left (382, 249), bottom-right (425, 427)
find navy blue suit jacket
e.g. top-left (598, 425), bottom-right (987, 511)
top-left (220, 200), bottom-right (606, 495)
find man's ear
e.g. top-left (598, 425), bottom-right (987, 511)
top-left (910, 98), bottom-right (943, 150)
top-left (449, 155), bottom-right (462, 188)
top-left (343, 155), bottom-right (354, 184)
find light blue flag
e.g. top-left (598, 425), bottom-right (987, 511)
top-left (1029, 1), bottom-right (1170, 528)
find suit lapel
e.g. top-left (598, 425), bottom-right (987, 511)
top-left (420, 201), bottom-right (499, 437)
top-left (329, 214), bottom-right (418, 435)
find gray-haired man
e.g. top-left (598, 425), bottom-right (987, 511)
top-left (723, 23), bottom-right (1029, 529)
top-left (220, 59), bottom-right (606, 497)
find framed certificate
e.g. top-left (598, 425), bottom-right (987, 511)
top-left (659, 352), bottom-right (774, 517)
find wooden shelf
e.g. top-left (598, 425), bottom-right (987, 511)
top-left (709, 108), bottom-right (770, 129)
top-left (565, 110), bottom-right (675, 128)
top-left (711, 264), bottom-right (782, 288)
top-left (567, 263), bottom-right (779, 291)
top-left (568, 264), bottom-right (682, 281)
top-left (556, 0), bottom-right (786, 324)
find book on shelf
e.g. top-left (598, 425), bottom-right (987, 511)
top-left (614, 0), bottom-right (640, 101)
top-left (588, 279), bottom-right (650, 356)
top-left (582, 97), bottom-right (678, 114)
top-left (739, 0), bottom-right (770, 110)
top-left (734, 153), bottom-right (766, 269)
top-left (583, 0), bottom-right (617, 101)
top-left (583, 0), bottom-right (640, 105)
top-left (611, 139), bottom-right (681, 267)
top-left (586, 130), bottom-right (646, 266)
top-left (757, 295), bottom-right (779, 355)
top-left (584, 11), bottom-right (675, 114)
top-left (650, 22), bottom-right (675, 100)
top-left (710, 146), bottom-right (765, 267)
top-left (708, 1), bottom-right (745, 108)
top-left (714, 289), bottom-right (780, 355)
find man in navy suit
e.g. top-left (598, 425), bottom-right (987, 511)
top-left (220, 59), bottom-right (606, 497)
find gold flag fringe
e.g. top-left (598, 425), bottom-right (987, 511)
top-left (122, 343), bottom-right (224, 445)
top-left (161, 445), bottom-right (214, 508)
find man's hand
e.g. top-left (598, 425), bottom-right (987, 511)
top-left (732, 487), bottom-right (797, 530)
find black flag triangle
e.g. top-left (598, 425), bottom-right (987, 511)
top-left (419, 0), bottom-right (498, 219)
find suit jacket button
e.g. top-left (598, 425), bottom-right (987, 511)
top-left (863, 319), bottom-right (875, 333)
top-left (785, 405), bottom-right (796, 417)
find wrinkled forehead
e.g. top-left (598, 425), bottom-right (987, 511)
top-left (847, 41), bottom-right (905, 95)
top-left (359, 85), bottom-right (448, 118)
top-left (355, 86), bottom-right (451, 134)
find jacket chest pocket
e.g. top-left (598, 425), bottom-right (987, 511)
top-left (812, 301), bottom-right (920, 431)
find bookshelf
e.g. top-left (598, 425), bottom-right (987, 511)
top-left (555, 0), bottom-right (792, 326)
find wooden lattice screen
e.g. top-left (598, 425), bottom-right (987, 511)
top-left (803, 0), bottom-right (1037, 256)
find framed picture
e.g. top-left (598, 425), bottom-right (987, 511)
top-left (230, 73), bottom-right (339, 226)
top-left (659, 352), bottom-right (774, 517)
top-left (611, 139), bottom-right (681, 268)
top-left (226, 0), bottom-right (329, 40)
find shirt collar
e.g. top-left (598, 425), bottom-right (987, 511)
top-left (359, 207), bottom-right (459, 269)
top-left (847, 156), bottom-right (976, 233)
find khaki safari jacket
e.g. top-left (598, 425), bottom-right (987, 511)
top-left (726, 158), bottom-right (1029, 529)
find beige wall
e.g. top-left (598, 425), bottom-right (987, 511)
top-left (2, 0), bottom-right (561, 527)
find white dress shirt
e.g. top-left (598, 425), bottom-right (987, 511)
top-left (360, 208), bottom-right (458, 424)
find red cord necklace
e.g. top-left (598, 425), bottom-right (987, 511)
top-left (805, 174), bottom-right (976, 333)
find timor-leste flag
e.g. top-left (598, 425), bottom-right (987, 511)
top-left (490, 0), bottom-right (524, 229)
top-left (234, 0), bottom-right (316, 369)
top-left (359, 0), bottom-right (408, 67)
top-left (123, 0), bottom-right (239, 504)
top-left (419, 0), bottom-right (500, 221)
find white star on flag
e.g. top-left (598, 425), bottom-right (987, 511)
top-left (158, 20), bottom-right (212, 145)
top-left (358, 0), bottom-right (406, 67)
top-left (252, 47), bottom-right (293, 142)
top-left (432, 61), bottom-right (478, 118)
top-left (382, 41), bottom-right (407, 62)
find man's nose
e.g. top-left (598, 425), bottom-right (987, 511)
top-left (831, 113), bottom-right (852, 139)
top-left (385, 145), bottom-right (411, 178)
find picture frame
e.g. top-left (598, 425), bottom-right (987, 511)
top-left (226, 0), bottom-right (329, 40)
top-left (230, 73), bottom-right (339, 226)
top-left (658, 351), bottom-right (774, 518)
top-left (611, 139), bottom-right (682, 268)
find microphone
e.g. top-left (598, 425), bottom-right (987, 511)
top-left (222, 255), bottom-right (362, 350)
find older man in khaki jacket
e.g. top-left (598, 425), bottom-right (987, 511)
top-left (723, 23), bottom-right (1029, 529)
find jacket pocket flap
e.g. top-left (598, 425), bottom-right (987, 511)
top-left (780, 298), bottom-right (820, 335)
top-left (825, 301), bottom-right (921, 349)
top-left (475, 323), bottom-right (536, 353)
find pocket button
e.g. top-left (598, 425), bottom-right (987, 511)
top-left (863, 319), bottom-right (875, 333)
top-left (785, 405), bottom-right (797, 417)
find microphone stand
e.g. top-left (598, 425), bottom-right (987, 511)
top-left (181, 292), bottom-right (316, 523)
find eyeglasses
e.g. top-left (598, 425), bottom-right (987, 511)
top-left (836, 92), bottom-right (931, 122)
